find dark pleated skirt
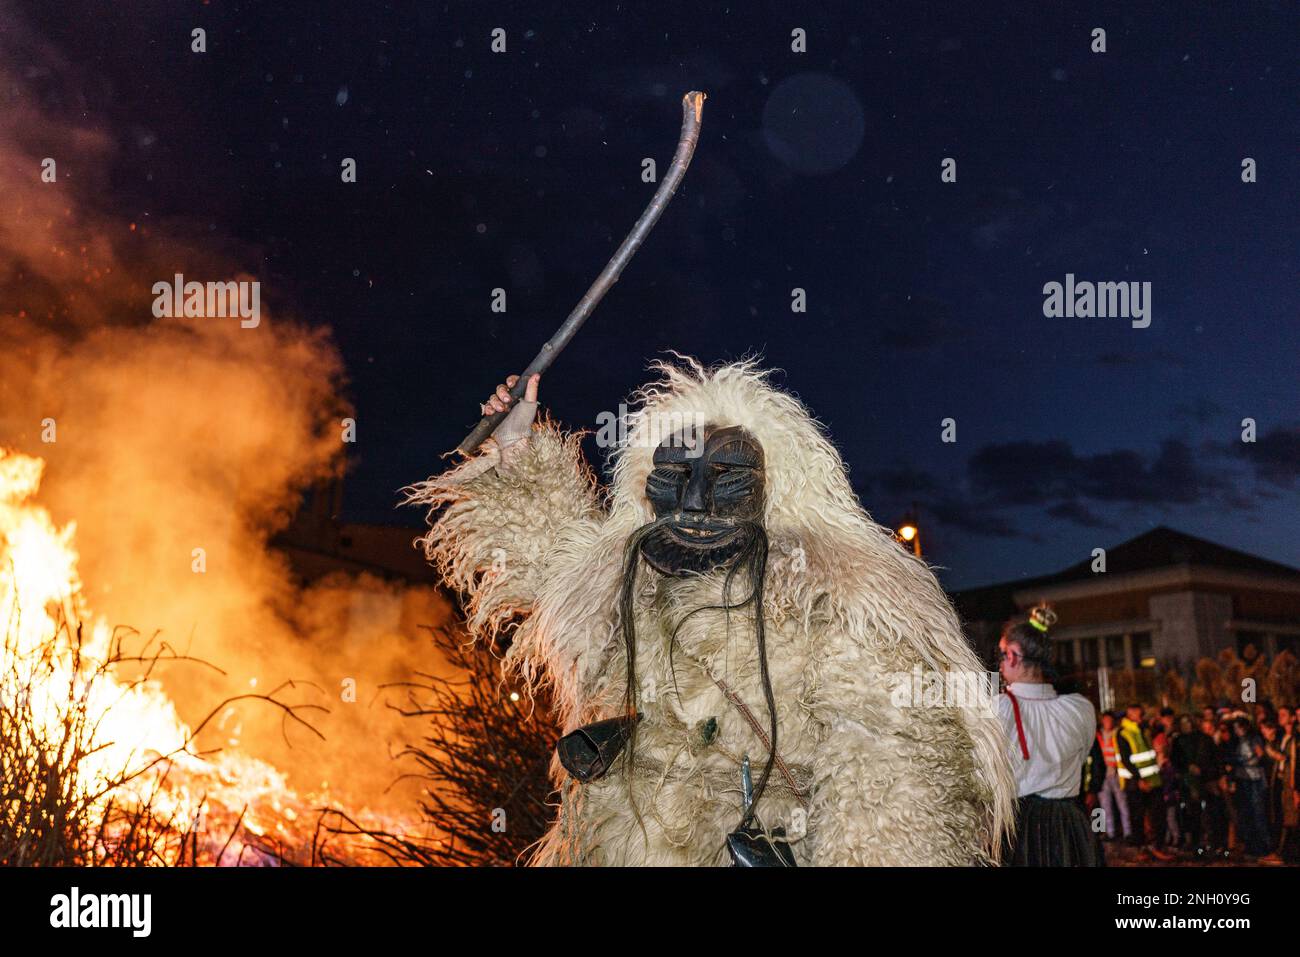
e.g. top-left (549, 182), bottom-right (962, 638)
top-left (1005, 794), bottom-right (1105, 867)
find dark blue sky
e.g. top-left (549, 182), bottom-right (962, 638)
top-left (25, 0), bottom-right (1299, 589)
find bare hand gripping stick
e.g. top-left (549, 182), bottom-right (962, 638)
top-left (455, 91), bottom-right (707, 456)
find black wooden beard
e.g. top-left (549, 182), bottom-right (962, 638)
top-left (638, 517), bottom-right (757, 576)
top-left (618, 515), bottom-right (777, 835)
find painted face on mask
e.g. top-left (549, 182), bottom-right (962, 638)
top-left (639, 424), bottom-right (765, 576)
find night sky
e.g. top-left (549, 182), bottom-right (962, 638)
top-left (18, 1), bottom-right (1299, 589)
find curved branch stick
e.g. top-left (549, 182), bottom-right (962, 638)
top-left (455, 90), bottom-right (707, 455)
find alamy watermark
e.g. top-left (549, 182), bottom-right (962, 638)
top-left (50, 886), bottom-right (151, 937)
top-left (152, 273), bottom-right (261, 328)
top-left (888, 666), bottom-right (999, 709)
top-left (1042, 273), bottom-right (1151, 328)
top-left (594, 404), bottom-right (707, 455)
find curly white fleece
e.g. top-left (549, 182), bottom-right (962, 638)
top-left (407, 359), bottom-right (1014, 866)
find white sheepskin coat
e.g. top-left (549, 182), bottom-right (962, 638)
top-left (409, 360), bottom-right (1015, 866)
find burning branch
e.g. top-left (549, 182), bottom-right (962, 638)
top-left (0, 604), bottom-right (328, 866)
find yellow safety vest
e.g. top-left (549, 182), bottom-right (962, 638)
top-left (1119, 719), bottom-right (1162, 789)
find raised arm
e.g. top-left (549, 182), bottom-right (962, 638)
top-left (405, 374), bottom-right (600, 640)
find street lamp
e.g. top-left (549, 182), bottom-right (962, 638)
top-left (895, 506), bottom-right (922, 558)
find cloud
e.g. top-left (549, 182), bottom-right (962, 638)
top-left (864, 465), bottom-right (941, 498)
top-left (968, 438), bottom-right (1224, 507)
top-left (864, 433), bottom-right (1252, 542)
top-left (1172, 396), bottom-right (1225, 424)
top-left (928, 498), bottom-right (1023, 538)
top-left (1045, 500), bottom-right (1117, 530)
top-left (1237, 425), bottom-right (1300, 488)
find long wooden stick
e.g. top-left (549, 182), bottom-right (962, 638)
top-left (456, 91), bottom-right (707, 456)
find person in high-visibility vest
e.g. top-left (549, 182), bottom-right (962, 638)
top-left (1096, 712), bottom-right (1132, 842)
top-left (1120, 704), bottom-right (1173, 860)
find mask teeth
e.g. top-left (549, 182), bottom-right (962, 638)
top-left (638, 524), bottom-right (753, 577)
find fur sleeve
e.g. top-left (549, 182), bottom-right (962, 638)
top-left (405, 421), bottom-right (599, 640)
top-left (803, 636), bottom-right (1010, 866)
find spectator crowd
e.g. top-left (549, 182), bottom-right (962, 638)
top-left (1082, 701), bottom-right (1299, 863)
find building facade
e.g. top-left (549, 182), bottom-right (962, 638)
top-left (953, 527), bottom-right (1300, 706)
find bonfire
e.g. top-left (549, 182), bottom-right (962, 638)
top-left (1, 447), bottom-right (560, 866)
top-left (0, 448), bottom-right (374, 865)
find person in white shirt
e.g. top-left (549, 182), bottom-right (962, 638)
top-left (996, 605), bottom-right (1103, 866)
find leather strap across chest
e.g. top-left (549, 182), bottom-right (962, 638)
top-left (708, 672), bottom-right (809, 810)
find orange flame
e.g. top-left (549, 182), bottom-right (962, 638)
top-left (0, 448), bottom-right (396, 864)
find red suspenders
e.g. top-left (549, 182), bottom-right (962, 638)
top-left (1005, 688), bottom-right (1030, 760)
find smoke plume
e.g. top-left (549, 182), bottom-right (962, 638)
top-left (0, 3), bottom-right (443, 823)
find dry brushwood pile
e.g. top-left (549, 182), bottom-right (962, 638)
top-left (0, 608), bottom-right (328, 866)
top-left (318, 623), bottom-right (560, 866)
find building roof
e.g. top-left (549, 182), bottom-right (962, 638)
top-left (1037, 526), bottom-right (1298, 584)
top-left (951, 526), bottom-right (1300, 625)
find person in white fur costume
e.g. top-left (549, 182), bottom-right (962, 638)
top-left (408, 358), bottom-right (1015, 866)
